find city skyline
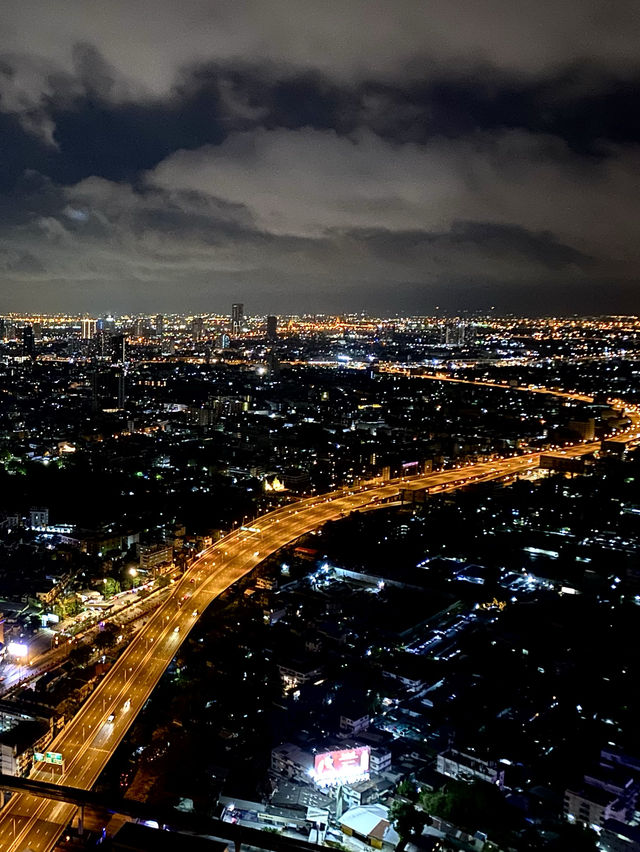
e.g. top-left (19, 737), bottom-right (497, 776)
top-left (0, 307), bottom-right (639, 850)
top-left (1, 1), bottom-right (640, 315)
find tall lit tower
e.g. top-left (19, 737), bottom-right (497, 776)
top-left (82, 318), bottom-right (97, 340)
top-left (266, 315), bottom-right (278, 341)
top-left (155, 314), bottom-right (164, 339)
top-left (22, 326), bottom-right (36, 359)
top-left (231, 303), bottom-right (244, 336)
top-left (111, 334), bottom-right (126, 364)
top-left (191, 316), bottom-right (204, 341)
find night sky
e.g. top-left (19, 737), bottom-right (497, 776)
top-left (2, 1), bottom-right (640, 315)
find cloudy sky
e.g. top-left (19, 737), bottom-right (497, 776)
top-left (1, 1), bottom-right (640, 315)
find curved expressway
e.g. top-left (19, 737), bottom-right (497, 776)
top-left (1, 392), bottom-right (639, 851)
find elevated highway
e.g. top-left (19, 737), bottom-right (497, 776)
top-left (1, 387), bottom-right (639, 851)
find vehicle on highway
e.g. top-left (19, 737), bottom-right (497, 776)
top-left (123, 698), bottom-right (131, 711)
top-left (174, 626), bottom-right (180, 633)
top-left (107, 712), bottom-right (116, 723)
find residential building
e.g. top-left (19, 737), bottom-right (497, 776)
top-left (436, 748), bottom-right (505, 787)
top-left (231, 303), bottom-right (244, 335)
top-left (81, 318), bottom-right (97, 340)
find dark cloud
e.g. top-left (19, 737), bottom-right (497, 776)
top-left (3, 55), bottom-right (640, 192)
top-left (0, 1), bottom-right (639, 313)
top-left (361, 222), bottom-right (593, 271)
top-left (0, 111), bottom-right (57, 192)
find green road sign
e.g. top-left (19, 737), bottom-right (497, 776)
top-left (45, 752), bottom-right (63, 765)
top-left (33, 752), bottom-right (44, 762)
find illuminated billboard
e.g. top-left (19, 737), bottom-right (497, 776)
top-left (312, 747), bottom-right (370, 785)
top-left (8, 642), bottom-right (28, 657)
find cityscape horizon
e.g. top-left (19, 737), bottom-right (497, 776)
top-left (1, 307), bottom-right (639, 852)
top-left (1, 1), bottom-right (640, 851)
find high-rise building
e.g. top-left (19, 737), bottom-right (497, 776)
top-left (92, 367), bottom-right (126, 411)
top-left (266, 348), bottom-right (280, 377)
top-left (444, 322), bottom-right (466, 346)
top-left (82, 318), bottom-right (97, 340)
top-left (191, 316), bottom-right (204, 341)
top-left (22, 326), bottom-right (36, 359)
top-left (132, 318), bottom-right (146, 338)
top-left (155, 314), bottom-right (164, 339)
top-left (231, 303), bottom-right (244, 335)
top-left (266, 315), bottom-right (278, 341)
top-left (111, 334), bottom-right (126, 364)
top-left (116, 368), bottom-right (126, 409)
top-left (97, 331), bottom-right (111, 358)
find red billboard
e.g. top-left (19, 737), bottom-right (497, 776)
top-left (313, 747), bottom-right (370, 784)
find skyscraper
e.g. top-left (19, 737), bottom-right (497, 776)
top-left (191, 316), bottom-right (204, 341)
top-left (266, 348), bottom-right (280, 377)
top-left (266, 315), bottom-right (278, 341)
top-left (155, 314), bottom-right (164, 339)
top-left (111, 334), bottom-right (126, 364)
top-left (22, 326), bottom-right (36, 359)
top-left (116, 368), bottom-right (126, 409)
top-left (92, 367), bottom-right (126, 411)
top-left (97, 331), bottom-right (111, 358)
top-left (132, 318), bottom-right (146, 338)
top-left (444, 322), bottom-right (466, 346)
top-left (231, 303), bottom-right (244, 335)
top-left (82, 318), bottom-right (97, 340)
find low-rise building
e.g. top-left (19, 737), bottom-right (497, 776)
top-left (139, 543), bottom-right (173, 572)
top-left (564, 748), bottom-right (640, 830)
top-left (340, 712), bottom-right (371, 736)
top-left (436, 748), bottom-right (505, 787)
top-left (339, 804), bottom-right (400, 849)
top-left (0, 718), bottom-right (52, 777)
top-left (271, 743), bottom-right (314, 782)
top-left (277, 656), bottom-right (323, 692)
top-left (369, 747), bottom-right (392, 775)
top-left (342, 778), bottom-right (382, 811)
